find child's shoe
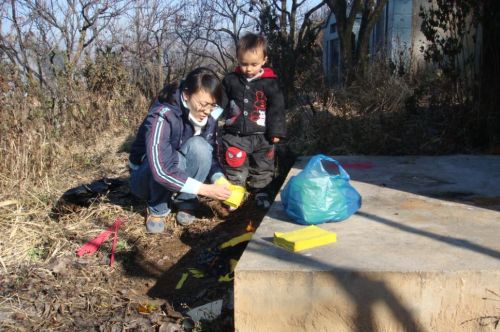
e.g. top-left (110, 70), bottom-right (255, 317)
top-left (176, 210), bottom-right (196, 226)
top-left (146, 214), bottom-right (166, 233)
top-left (255, 192), bottom-right (271, 209)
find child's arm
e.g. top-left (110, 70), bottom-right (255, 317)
top-left (265, 79), bottom-right (286, 141)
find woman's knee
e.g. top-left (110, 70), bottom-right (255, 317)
top-left (183, 136), bottom-right (212, 161)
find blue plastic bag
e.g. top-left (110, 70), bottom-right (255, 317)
top-left (281, 155), bottom-right (362, 224)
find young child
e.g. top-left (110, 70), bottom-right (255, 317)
top-left (221, 33), bottom-right (286, 209)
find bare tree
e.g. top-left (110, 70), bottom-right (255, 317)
top-left (195, 0), bottom-right (256, 73)
top-left (355, 0), bottom-right (388, 73)
top-left (325, 0), bottom-right (389, 83)
top-left (174, 1), bottom-right (207, 77)
top-left (125, 0), bottom-right (183, 96)
top-left (0, 1), bottom-right (48, 88)
top-left (1, 0), bottom-right (328, 101)
top-left (253, 0), bottom-right (326, 99)
top-left (1, 0), bottom-right (129, 94)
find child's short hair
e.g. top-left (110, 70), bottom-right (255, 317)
top-left (237, 33), bottom-right (268, 58)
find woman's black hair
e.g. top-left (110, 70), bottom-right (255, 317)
top-left (157, 67), bottom-right (222, 105)
top-left (182, 67), bottom-right (222, 104)
top-left (157, 82), bottom-right (179, 105)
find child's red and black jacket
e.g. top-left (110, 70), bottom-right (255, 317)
top-left (222, 67), bottom-right (286, 140)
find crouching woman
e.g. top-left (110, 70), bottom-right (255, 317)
top-left (129, 67), bottom-right (231, 232)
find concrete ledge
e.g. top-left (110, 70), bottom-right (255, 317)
top-left (235, 155), bottom-right (500, 332)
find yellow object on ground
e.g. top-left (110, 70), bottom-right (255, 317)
top-left (175, 272), bottom-right (189, 289)
top-left (224, 184), bottom-right (246, 208)
top-left (273, 225), bottom-right (337, 252)
top-left (218, 274), bottom-right (233, 282)
top-left (218, 259), bottom-right (240, 282)
top-left (219, 232), bottom-right (253, 249)
top-left (229, 259), bottom-right (238, 272)
top-left (188, 268), bottom-right (205, 278)
top-left (215, 176), bottom-right (231, 186)
top-left (215, 177), bottom-right (246, 208)
top-left (138, 303), bottom-right (157, 314)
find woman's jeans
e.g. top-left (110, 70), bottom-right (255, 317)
top-left (129, 136), bottom-right (212, 216)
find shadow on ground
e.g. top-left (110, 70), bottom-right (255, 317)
top-left (47, 142), bottom-right (296, 331)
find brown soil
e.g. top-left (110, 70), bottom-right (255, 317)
top-left (0, 132), bottom-right (284, 332)
top-left (1, 196), bottom-right (265, 331)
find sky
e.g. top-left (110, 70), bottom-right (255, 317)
top-left (0, 0), bottom-right (329, 45)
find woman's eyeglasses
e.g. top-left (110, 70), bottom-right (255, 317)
top-left (192, 97), bottom-right (217, 112)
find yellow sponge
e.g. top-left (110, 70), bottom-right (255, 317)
top-left (215, 176), bottom-right (246, 208)
top-left (274, 225), bottom-right (337, 252)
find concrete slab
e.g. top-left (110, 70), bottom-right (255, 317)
top-left (235, 155), bottom-right (500, 332)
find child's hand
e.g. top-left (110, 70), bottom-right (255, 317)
top-left (271, 137), bottom-right (280, 144)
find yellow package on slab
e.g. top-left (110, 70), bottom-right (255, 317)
top-left (273, 225), bottom-right (337, 252)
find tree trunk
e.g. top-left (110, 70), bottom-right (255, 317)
top-left (355, 0), bottom-right (389, 77)
top-left (158, 45), bottom-right (164, 92)
top-left (326, 0), bottom-right (362, 85)
top-left (479, 0), bottom-right (500, 150)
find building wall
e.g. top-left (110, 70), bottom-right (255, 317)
top-left (387, 0), bottom-right (413, 66)
top-left (322, 13), bottom-right (339, 83)
top-left (410, 0), bottom-right (430, 73)
top-left (322, 0), bottom-right (482, 85)
top-left (322, 11), bottom-right (362, 84)
top-left (323, 0), bottom-right (419, 82)
top-left (410, 0), bottom-right (481, 77)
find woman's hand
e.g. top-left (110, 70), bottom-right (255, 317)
top-left (198, 183), bottom-right (231, 201)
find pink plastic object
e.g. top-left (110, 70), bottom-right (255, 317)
top-left (76, 218), bottom-right (123, 266)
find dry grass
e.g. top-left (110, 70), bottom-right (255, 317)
top-left (288, 63), bottom-right (414, 155)
top-left (287, 60), bottom-right (481, 156)
top-left (0, 132), bottom-right (135, 271)
top-left (0, 115), bottom-right (235, 330)
top-left (0, 124), bottom-right (171, 330)
top-left (0, 84), bottom-right (188, 332)
top-left (0, 62), bottom-right (148, 271)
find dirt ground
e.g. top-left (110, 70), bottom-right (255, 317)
top-left (0, 132), bottom-right (289, 332)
